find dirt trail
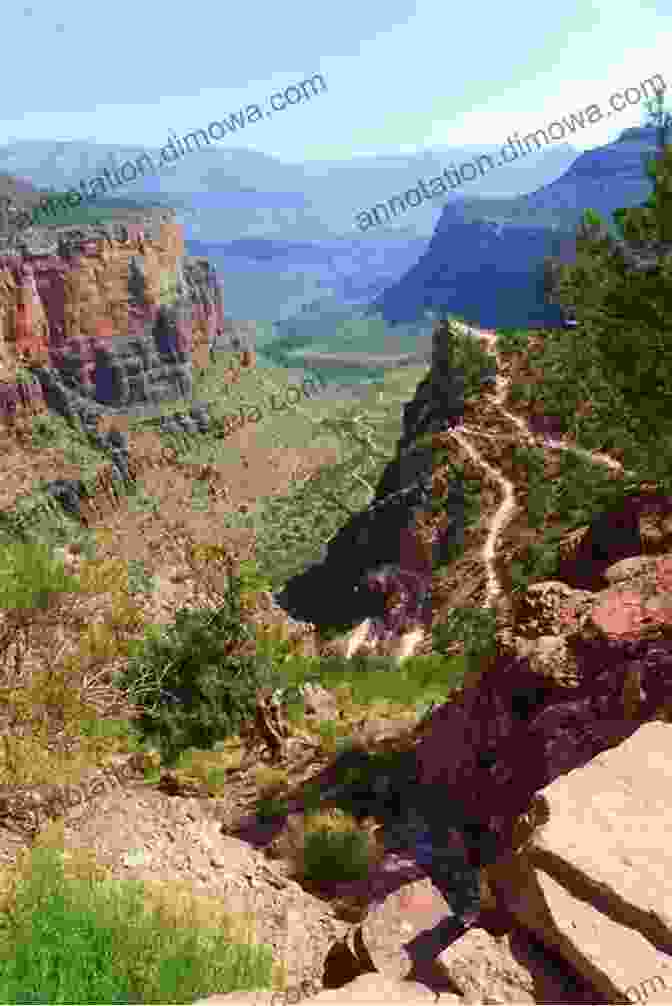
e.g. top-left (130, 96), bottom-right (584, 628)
top-left (343, 320), bottom-right (640, 661)
top-left (445, 321), bottom-right (638, 612)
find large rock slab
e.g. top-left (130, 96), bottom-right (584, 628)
top-left (526, 720), bottom-right (672, 948)
top-left (489, 863), bottom-right (672, 1003)
top-left (488, 722), bottom-right (672, 1003)
top-left (437, 925), bottom-right (601, 1004)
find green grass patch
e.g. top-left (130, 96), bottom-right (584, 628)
top-left (0, 843), bottom-right (274, 1005)
top-left (299, 810), bottom-right (375, 885)
top-left (277, 650), bottom-right (466, 719)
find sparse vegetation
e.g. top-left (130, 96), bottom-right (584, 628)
top-left (0, 841), bottom-right (275, 1005)
top-left (0, 137), bottom-right (670, 998)
top-left (297, 808), bottom-right (378, 885)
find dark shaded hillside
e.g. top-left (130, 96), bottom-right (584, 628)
top-left (372, 126), bottom-right (663, 330)
top-left (369, 215), bottom-right (574, 329)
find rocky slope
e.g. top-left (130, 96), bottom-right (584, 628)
top-left (0, 302), bottom-right (669, 1003)
top-left (191, 316), bottom-right (672, 1001)
top-left (275, 323), bottom-right (468, 658)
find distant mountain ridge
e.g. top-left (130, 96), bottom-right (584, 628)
top-left (371, 126), bottom-right (663, 331)
top-left (0, 138), bottom-right (580, 241)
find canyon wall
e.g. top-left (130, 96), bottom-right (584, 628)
top-left (0, 213), bottom-right (251, 424)
top-left (275, 322), bottom-right (470, 635)
top-left (372, 126), bottom-right (664, 331)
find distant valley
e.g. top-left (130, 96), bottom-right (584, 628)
top-left (3, 131), bottom-right (658, 385)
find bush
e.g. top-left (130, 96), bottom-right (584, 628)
top-left (432, 316), bottom-right (498, 399)
top-left (299, 809), bottom-right (375, 885)
top-left (113, 563), bottom-right (287, 767)
top-left (432, 606), bottom-right (498, 663)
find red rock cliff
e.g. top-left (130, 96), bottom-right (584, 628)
top-left (0, 214), bottom-right (245, 421)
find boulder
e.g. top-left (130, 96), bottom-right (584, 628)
top-left (603, 555), bottom-right (662, 586)
top-left (487, 722), bottom-right (672, 1004)
top-left (355, 875), bottom-right (468, 982)
top-left (510, 635), bottom-right (580, 688)
top-left (437, 926), bottom-right (598, 1004)
top-left (511, 580), bottom-right (595, 639)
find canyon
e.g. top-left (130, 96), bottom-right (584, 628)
top-left (0, 164), bottom-right (669, 1003)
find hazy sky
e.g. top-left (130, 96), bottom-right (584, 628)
top-left (2, 0), bottom-right (669, 163)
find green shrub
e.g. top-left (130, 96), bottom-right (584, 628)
top-left (125, 559), bottom-right (155, 596)
top-left (431, 316), bottom-right (498, 399)
top-left (495, 328), bottom-right (531, 354)
top-left (113, 564), bottom-right (287, 767)
top-left (432, 606), bottom-right (498, 670)
top-left (300, 811), bottom-right (374, 884)
top-left (256, 794), bottom-right (289, 822)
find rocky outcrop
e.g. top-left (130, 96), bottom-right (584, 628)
top-left (486, 721), bottom-right (672, 1004)
top-left (414, 554), bottom-right (672, 863)
top-left (316, 722), bottom-right (671, 1005)
top-left (0, 214), bottom-right (239, 419)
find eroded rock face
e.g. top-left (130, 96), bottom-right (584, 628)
top-left (274, 327), bottom-right (469, 636)
top-left (487, 722), bottom-right (672, 1004)
top-left (0, 217), bottom-right (229, 417)
top-left (416, 554), bottom-right (672, 860)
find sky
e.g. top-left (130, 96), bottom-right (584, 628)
top-left (1, 0), bottom-right (669, 165)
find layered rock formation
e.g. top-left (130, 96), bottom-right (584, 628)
top-left (0, 212), bottom-right (239, 421)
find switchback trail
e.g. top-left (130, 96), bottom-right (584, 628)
top-left (446, 320), bottom-right (638, 612)
top-left (341, 320), bottom-right (639, 663)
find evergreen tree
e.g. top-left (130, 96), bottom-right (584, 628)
top-left (642, 90), bottom-right (672, 164)
top-left (551, 144), bottom-right (672, 465)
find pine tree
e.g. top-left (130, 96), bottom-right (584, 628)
top-left (642, 90), bottom-right (672, 167)
top-left (551, 143), bottom-right (672, 466)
